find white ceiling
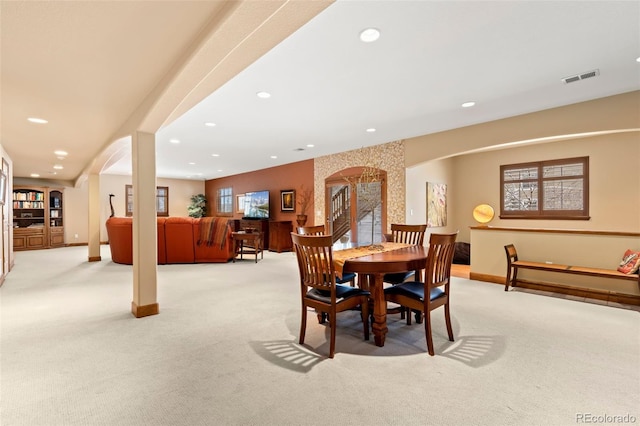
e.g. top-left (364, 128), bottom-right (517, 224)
top-left (2, 1), bottom-right (639, 185)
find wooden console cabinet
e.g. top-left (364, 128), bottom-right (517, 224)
top-left (238, 219), bottom-right (269, 250)
top-left (268, 221), bottom-right (293, 252)
top-left (13, 186), bottom-right (64, 250)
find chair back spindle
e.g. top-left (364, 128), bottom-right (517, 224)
top-left (297, 225), bottom-right (326, 236)
top-left (390, 224), bottom-right (427, 246)
top-left (426, 234), bottom-right (457, 291)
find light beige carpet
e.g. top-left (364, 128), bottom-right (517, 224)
top-left (1, 245), bottom-right (638, 426)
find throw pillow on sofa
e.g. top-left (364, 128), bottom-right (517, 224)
top-left (617, 249), bottom-right (640, 274)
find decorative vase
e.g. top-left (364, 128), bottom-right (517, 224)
top-left (296, 214), bottom-right (308, 227)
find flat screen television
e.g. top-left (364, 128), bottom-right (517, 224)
top-left (243, 190), bottom-right (270, 219)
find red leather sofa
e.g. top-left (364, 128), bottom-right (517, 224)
top-left (106, 216), bottom-right (234, 265)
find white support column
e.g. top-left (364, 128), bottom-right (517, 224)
top-left (87, 174), bottom-right (101, 262)
top-left (131, 131), bottom-right (159, 318)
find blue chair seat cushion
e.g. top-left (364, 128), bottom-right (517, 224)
top-left (384, 281), bottom-right (444, 302)
top-left (336, 272), bottom-right (356, 284)
top-left (383, 271), bottom-right (415, 284)
top-left (307, 284), bottom-right (370, 303)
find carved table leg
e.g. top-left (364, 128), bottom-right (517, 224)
top-left (369, 273), bottom-right (388, 347)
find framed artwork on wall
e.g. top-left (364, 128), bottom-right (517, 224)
top-left (281, 190), bottom-right (295, 212)
top-left (427, 182), bottom-right (447, 227)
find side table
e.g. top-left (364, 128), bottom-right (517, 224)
top-left (232, 231), bottom-right (263, 263)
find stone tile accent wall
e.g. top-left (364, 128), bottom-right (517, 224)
top-left (313, 140), bottom-right (405, 233)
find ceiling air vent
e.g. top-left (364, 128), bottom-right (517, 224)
top-left (293, 148), bottom-right (305, 152)
top-left (562, 69), bottom-right (600, 84)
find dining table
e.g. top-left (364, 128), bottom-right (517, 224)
top-left (333, 243), bottom-right (429, 347)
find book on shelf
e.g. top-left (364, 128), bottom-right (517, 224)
top-left (14, 192), bottom-right (44, 201)
top-left (14, 201), bottom-right (44, 209)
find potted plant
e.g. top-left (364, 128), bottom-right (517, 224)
top-left (296, 185), bottom-right (312, 226)
top-left (187, 194), bottom-right (207, 218)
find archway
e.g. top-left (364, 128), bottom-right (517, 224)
top-left (325, 167), bottom-right (387, 246)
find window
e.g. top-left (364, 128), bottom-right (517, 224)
top-left (125, 185), bottom-right (169, 217)
top-left (500, 156), bottom-right (589, 219)
top-left (216, 187), bottom-right (233, 215)
top-left (156, 187), bottom-right (168, 216)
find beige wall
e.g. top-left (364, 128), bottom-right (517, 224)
top-left (452, 132), bottom-right (640, 242)
top-left (98, 175), bottom-right (204, 242)
top-left (471, 228), bottom-right (640, 295)
top-left (405, 156), bottom-right (457, 242)
top-left (13, 174), bottom-right (204, 245)
top-left (99, 174), bottom-right (205, 218)
top-left (405, 132), bottom-right (640, 243)
top-left (403, 92), bottom-right (640, 295)
top-left (464, 133), bottom-right (640, 295)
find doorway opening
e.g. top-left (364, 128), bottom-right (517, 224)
top-left (325, 167), bottom-right (387, 248)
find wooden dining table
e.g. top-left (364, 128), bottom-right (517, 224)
top-left (334, 243), bottom-right (429, 347)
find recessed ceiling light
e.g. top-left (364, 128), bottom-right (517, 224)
top-left (636, 56), bottom-right (640, 63)
top-left (256, 91), bottom-right (271, 99)
top-left (306, 144), bottom-right (315, 148)
top-left (366, 128), bottom-right (376, 133)
top-left (204, 122), bottom-right (216, 127)
top-left (188, 162), bottom-right (195, 165)
top-left (270, 155), bottom-right (277, 159)
top-left (53, 165), bottom-right (63, 170)
top-left (217, 169), bottom-right (223, 172)
top-left (28, 117), bottom-right (48, 124)
top-left (211, 153), bottom-right (220, 157)
top-left (360, 28), bottom-right (380, 43)
top-left (30, 173), bottom-right (40, 178)
top-left (53, 150), bottom-right (68, 156)
top-left (169, 139), bottom-right (180, 144)
top-left (462, 101), bottom-right (476, 108)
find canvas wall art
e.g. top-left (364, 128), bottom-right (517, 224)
top-left (427, 182), bottom-right (447, 227)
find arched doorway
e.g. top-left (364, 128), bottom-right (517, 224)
top-left (325, 167), bottom-right (387, 246)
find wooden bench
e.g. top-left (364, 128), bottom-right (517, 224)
top-left (504, 244), bottom-right (640, 292)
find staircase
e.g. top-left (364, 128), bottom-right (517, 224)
top-left (330, 186), bottom-right (350, 244)
top-left (330, 184), bottom-right (381, 244)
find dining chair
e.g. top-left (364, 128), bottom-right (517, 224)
top-left (297, 225), bottom-right (357, 287)
top-left (291, 233), bottom-right (370, 358)
top-left (296, 225), bottom-right (325, 236)
top-left (383, 224), bottom-right (428, 284)
top-left (384, 232), bottom-right (458, 356)
top-left (383, 224), bottom-right (427, 319)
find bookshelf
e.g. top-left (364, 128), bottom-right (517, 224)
top-left (13, 186), bottom-right (64, 250)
